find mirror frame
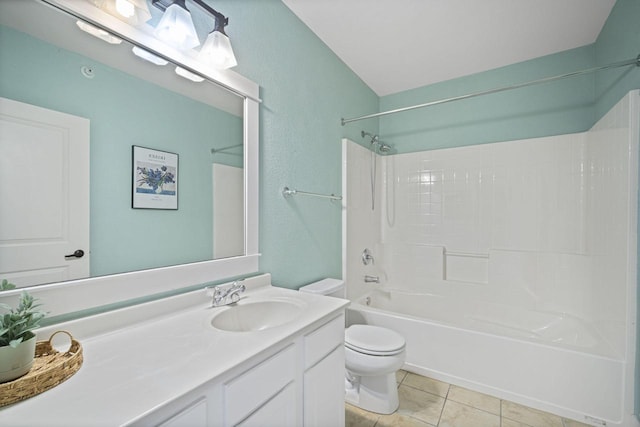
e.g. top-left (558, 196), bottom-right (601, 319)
top-left (0, 0), bottom-right (260, 318)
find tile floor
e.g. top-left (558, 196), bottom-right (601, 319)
top-left (345, 370), bottom-right (591, 427)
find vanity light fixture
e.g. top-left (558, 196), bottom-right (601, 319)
top-left (198, 18), bottom-right (237, 69)
top-left (175, 66), bottom-right (205, 82)
top-left (92, 0), bottom-right (152, 25)
top-left (76, 20), bottom-right (123, 44)
top-left (152, 0), bottom-right (200, 50)
top-left (132, 46), bottom-right (169, 65)
top-left (153, 0), bottom-right (237, 68)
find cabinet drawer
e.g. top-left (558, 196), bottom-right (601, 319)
top-left (304, 314), bottom-right (344, 368)
top-left (225, 344), bottom-right (296, 426)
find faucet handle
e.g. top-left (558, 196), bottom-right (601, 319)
top-left (362, 248), bottom-right (374, 265)
top-left (229, 291), bottom-right (241, 303)
top-left (206, 285), bottom-right (227, 306)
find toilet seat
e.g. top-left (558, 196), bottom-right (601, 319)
top-left (345, 325), bottom-right (405, 356)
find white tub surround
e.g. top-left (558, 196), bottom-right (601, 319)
top-left (348, 289), bottom-right (624, 425)
top-left (342, 91), bottom-right (639, 427)
top-left (0, 274), bottom-right (349, 426)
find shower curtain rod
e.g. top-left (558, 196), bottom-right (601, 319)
top-left (341, 54), bottom-right (640, 126)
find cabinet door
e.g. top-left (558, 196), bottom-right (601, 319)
top-left (304, 314), bottom-right (344, 368)
top-left (158, 398), bottom-right (207, 427)
top-left (225, 345), bottom-right (296, 426)
top-left (236, 383), bottom-right (296, 427)
top-left (304, 346), bottom-right (345, 427)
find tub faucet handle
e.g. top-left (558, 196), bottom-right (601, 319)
top-left (362, 248), bottom-right (374, 265)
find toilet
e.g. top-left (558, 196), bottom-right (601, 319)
top-left (299, 279), bottom-right (406, 414)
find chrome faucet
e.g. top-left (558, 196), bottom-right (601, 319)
top-left (207, 280), bottom-right (246, 307)
top-left (362, 248), bottom-right (374, 265)
top-left (226, 281), bottom-right (246, 304)
top-left (364, 275), bottom-right (379, 283)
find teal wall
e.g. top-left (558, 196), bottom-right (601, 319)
top-left (211, 0), bottom-right (378, 288)
top-left (378, 45), bottom-right (595, 153)
top-left (0, 26), bottom-right (243, 277)
top-left (594, 0), bottom-right (640, 118)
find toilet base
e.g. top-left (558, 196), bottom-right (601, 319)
top-left (345, 371), bottom-right (399, 414)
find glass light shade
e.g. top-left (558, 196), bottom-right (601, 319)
top-left (132, 46), bottom-right (168, 66)
top-left (115, 0), bottom-right (135, 17)
top-left (197, 30), bottom-right (238, 69)
top-left (97, 0), bottom-right (151, 25)
top-left (128, 0), bottom-right (152, 22)
top-left (154, 3), bottom-right (200, 50)
top-left (76, 20), bottom-right (122, 44)
top-left (175, 66), bottom-right (205, 82)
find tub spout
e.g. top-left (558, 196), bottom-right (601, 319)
top-left (364, 275), bottom-right (380, 283)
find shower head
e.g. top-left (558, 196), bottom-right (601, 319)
top-left (361, 130), bottom-right (379, 144)
top-left (378, 143), bottom-right (392, 154)
top-left (362, 130), bottom-right (392, 154)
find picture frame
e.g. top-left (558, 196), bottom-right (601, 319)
top-left (132, 145), bottom-right (178, 210)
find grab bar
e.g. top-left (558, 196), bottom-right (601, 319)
top-left (211, 144), bottom-right (243, 156)
top-left (282, 187), bottom-right (342, 201)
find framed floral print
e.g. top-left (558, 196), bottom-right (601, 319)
top-left (132, 146), bottom-right (178, 210)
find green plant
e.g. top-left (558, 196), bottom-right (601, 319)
top-left (1, 279), bottom-right (16, 291)
top-left (0, 292), bottom-right (46, 348)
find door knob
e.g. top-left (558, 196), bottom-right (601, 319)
top-left (64, 249), bottom-right (85, 260)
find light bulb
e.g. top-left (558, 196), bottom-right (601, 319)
top-left (98, 0), bottom-right (151, 25)
top-left (115, 0), bottom-right (135, 18)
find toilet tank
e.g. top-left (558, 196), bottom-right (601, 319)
top-left (299, 278), bottom-right (345, 298)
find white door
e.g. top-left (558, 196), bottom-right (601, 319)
top-left (213, 163), bottom-right (244, 259)
top-left (0, 97), bottom-right (90, 288)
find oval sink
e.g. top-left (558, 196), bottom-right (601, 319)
top-left (210, 299), bottom-right (305, 332)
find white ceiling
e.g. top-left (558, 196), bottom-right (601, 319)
top-left (282, 0), bottom-right (617, 96)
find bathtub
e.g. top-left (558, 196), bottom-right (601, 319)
top-left (346, 288), bottom-right (626, 426)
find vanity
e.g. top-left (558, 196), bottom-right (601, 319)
top-left (0, 274), bottom-right (349, 426)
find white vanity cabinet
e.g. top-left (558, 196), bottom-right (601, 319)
top-left (137, 313), bottom-right (345, 427)
top-left (303, 315), bottom-right (346, 427)
top-left (157, 399), bottom-right (208, 427)
top-left (1, 279), bottom-right (350, 427)
top-left (223, 344), bottom-right (298, 426)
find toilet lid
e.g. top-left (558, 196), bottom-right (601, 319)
top-left (345, 325), bottom-right (405, 356)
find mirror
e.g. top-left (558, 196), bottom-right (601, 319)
top-left (0, 0), bottom-right (254, 290)
top-left (0, 0), bottom-right (260, 322)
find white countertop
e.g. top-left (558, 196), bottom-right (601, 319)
top-left (0, 275), bottom-right (348, 426)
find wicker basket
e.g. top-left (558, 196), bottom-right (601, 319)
top-left (0, 330), bottom-right (83, 407)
